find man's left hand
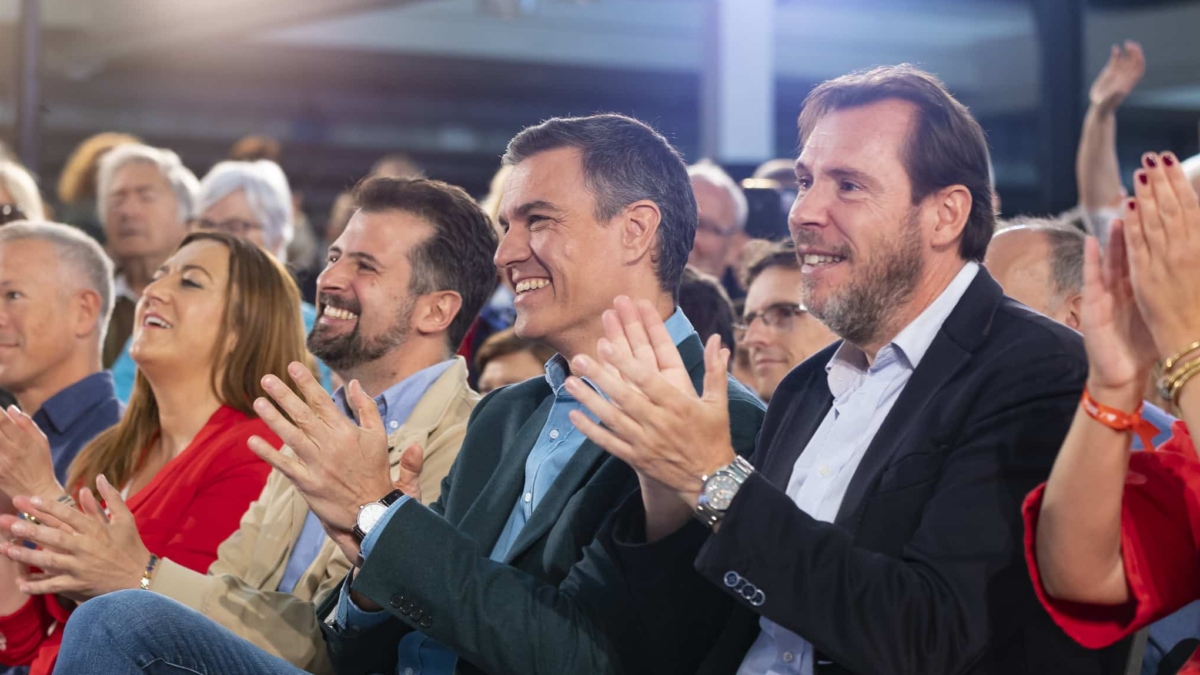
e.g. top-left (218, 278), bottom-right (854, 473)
top-left (248, 363), bottom-right (394, 561)
top-left (566, 297), bottom-right (735, 508)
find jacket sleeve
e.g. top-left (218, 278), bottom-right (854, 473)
top-left (0, 595), bottom-right (54, 666)
top-left (690, 352), bottom-right (1086, 675)
top-left (331, 392), bottom-right (765, 675)
top-left (1024, 422), bottom-right (1200, 649)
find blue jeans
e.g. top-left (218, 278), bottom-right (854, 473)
top-left (55, 591), bottom-right (309, 675)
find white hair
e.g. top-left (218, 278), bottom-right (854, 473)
top-left (96, 144), bottom-right (200, 225)
top-left (0, 161), bottom-right (45, 221)
top-left (687, 161), bottom-right (749, 231)
top-left (199, 160), bottom-right (294, 261)
top-left (0, 220), bottom-right (116, 345)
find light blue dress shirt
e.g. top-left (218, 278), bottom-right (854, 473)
top-left (274, 359), bottom-right (455, 594)
top-left (738, 263), bottom-right (980, 675)
top-left (339, 309), bottom-right (697, 675)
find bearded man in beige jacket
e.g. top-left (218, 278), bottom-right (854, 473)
top-left (149, 177), bottom-right (500, 673)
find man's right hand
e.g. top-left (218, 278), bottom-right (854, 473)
top-left (394, 444), bottom-right (424, 503)
top-left (1090, 41), bottom-right (1145, 113)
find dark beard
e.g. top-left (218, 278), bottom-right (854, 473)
top-left (802, 208), bottom-right (925, 347)
top-left (307, 297), bottom-right (414, 373)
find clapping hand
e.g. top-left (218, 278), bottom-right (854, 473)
top-left (0, 407), bottom-right (65, 506)
top-left (247, 363), bottom-right (394, 562)
top-left (0, 476), bottom-right (153, 603)
top-left (565, 297), bottom-right (734, 515)
top-left (1124, 152), bottom-right (1200, 361)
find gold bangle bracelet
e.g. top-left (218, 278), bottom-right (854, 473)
top-left (1167, 359), bottom-right (1200, 405)
top-left (1164, 339), bottom-right (1200, 373)
top-left (1160, 356), bottom-right (1200, 401)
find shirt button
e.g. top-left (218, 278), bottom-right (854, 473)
top-left (782, 651), bottom-right (795, 663)
top-left (524, 492), bottom-right (532, 503)
top-left (549, 429), bottom-right (560, 440)
top-left (818, 465), bottom-right (831, 477)
top-left (389, 421), bottom-right (399, 429)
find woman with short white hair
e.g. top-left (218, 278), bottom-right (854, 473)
top-left (0, 161), bottom-right (46, 222)
top-left (195, 160), bottom-right (294, 262)
top-left (194, 160), bottom-right (331, 391)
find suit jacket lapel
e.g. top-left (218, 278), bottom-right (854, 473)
top-left (502, 334), bottom-right (708, 563)
top-left (756, 363), bottom-right (834, 486)
top-left (456, 392), bottom-right (554, 547)
top-left (834, 270), bottom-right (1004, 530)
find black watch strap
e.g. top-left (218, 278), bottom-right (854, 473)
top-left (351, 489), bottom-right (406, 543)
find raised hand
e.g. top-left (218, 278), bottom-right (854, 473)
top-left (1090, 41), bottom-right (1145, 112)
top-left (0, 407), bottom-right (65, 505)
top-left (0, 476), bottom-right (154, 602)
top-left (247, 363), bottom-right (394, 561)
top-left (1080, 218), bottom-right (1158, 407)
top-left (1124, 152), bottom-right (1200, 361)
top-left (566, 297), bottom-right (735, 509)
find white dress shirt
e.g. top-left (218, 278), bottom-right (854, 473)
top-left (738, 262), bottom-right (980, 675)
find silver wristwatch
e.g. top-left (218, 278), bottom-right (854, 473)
top-left (695, 456), bottom-right (755, 529)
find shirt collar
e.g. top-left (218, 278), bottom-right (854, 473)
top-left (544, 307), bottom-right (696, 392)
top-left (825, 262), bottom-right (980, 396)
top-left (35, 372), bottom-right (118, 435)
top-left (112, 274), bottom-right (139, 303)
top-left (332, 359), bottom-right (456, 430)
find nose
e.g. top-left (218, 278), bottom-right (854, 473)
top-left (316, 257), bottom-right (351, 297)
top-left (494, 224), bottom-right (530, 272)
top-left (787, 181), bottom-right (833, 242)
top-left (741, 314), bottom-right (772, 349)
top-left (140, 274), bottom-right (171, 308)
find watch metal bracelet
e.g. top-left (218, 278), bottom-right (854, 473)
top-left (694, 455), bottom-right (755, 529)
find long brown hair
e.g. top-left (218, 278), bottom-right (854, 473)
top-left (67, 232), bottom-right (310, 495)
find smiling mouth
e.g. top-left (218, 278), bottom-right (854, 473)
top-left (322, 305), bottom-right (359, 321)
top-left (144, 316), bottom-right (173, 329)
top-left (514, 278), bottom-right (550, 295)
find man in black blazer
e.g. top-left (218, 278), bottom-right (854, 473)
top-left (567, 66), bottom-right (1132, 674)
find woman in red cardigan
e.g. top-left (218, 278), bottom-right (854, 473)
top-left (0, 232), bottom-right (310, 675)
top-left (1026, 151), bottom-right (1200, 673)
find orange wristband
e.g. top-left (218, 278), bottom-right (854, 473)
top-left (1082, 387), bottom-right (1160, 451)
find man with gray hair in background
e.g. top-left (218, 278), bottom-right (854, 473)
top-left (0, 221), bottom-right (121, 493)
top-left (96, 144), bottom-right (199, 401)
top-left (688, 161), bottom-right (750, 299)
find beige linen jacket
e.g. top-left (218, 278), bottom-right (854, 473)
top-left (148, 357), bottom-right (479, 674)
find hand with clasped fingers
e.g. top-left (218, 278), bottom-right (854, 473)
top-left (0, 476), bottom-right (154, 603)
top-left (564, 296), bottom-right (735, 540)
top-left (247, 362), bottom-right (399, 564)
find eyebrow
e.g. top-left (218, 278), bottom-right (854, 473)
top-left (179, 264), bottom-right (214, 281)
top-left (346, 251), bottom-right (383, 267)
top-left (795, 161), bottom-right (880, 191)
top-left (513, 200), bottom-right (562, 218)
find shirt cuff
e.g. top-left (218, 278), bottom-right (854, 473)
top-left (335, 495), bottom-right (411, 631)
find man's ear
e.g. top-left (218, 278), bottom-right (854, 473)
top-left (414, 291), bottom-right (464, 338)
top-left (1061, 292), bottom-right (1083, 331)
top-left (929, 184), bottom-right (972, 252)
top-left (620, 199), bottom-right (662, 266)
top-left (72, 289), bottom-right (103, 341)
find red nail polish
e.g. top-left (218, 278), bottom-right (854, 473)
top-left (1128, 200), bottom-right (1137, 210)
top-left (1146, 156), bottom-right (1158, 168)
top-left (1139, 172), bottom-right (1149, 185)
top-left (1164, 154), bottom-right (1175, 167)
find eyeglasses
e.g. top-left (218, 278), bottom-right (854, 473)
top-left (192, 218), bottom-right (263, 237)
top-left (734, 302), bottom-right (807, 338)
top-left (0, 204), bottom-right (27, 226)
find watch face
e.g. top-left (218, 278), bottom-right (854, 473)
top-left (704, 474), bottom-right (740, 511)
top-left (357, 502), bottom-right (389, 535)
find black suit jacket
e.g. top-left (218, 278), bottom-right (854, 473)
top-left (611, 269), bottom-right (1131, 675)
top-left (319, 333), bottom-right (766, 675)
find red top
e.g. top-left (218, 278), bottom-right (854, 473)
top-left (0, 405), bottom-right (279, 675)
top-left (1024, 422), bottom-right (1200, 673)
